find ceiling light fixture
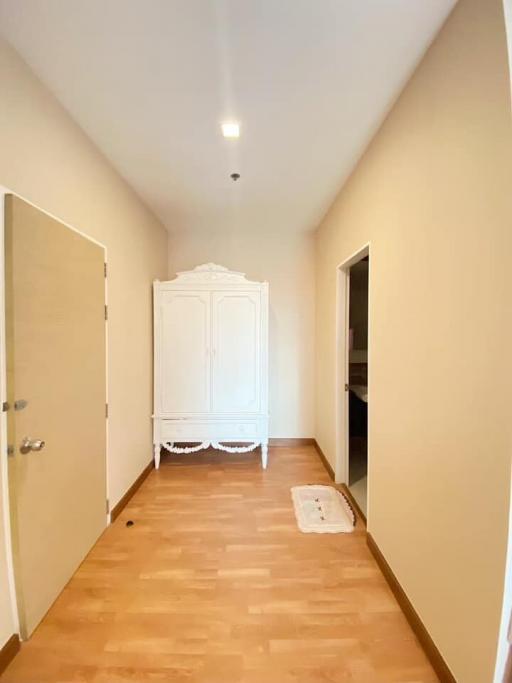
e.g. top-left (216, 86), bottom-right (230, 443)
top-left (221, 122), bottom-right (240, 138)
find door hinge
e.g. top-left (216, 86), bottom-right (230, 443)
top-left (344, 383), bottom-right (349, 392)
top-left (104, 305), bottom-right (108, 321)
top-left (2, 401), bottom-right (9, 412)
top-left (105, 403), bottom-right (109, 418)
top-left (104, 262), bottom-right (107, 278)
top-left (106, 499), bottom-right (110, 514)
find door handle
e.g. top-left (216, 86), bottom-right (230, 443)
top-left (20, 437), bottom-right (45, 454)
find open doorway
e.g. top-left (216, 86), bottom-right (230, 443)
top-left (347, 256), bottom-right (368, 515)
top-left (335, 245), bottom-right (369, 519)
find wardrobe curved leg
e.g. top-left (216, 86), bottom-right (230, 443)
top-left (154, 443), bottom-right (161, 470)
top-left (261, 442), bottom-right (269, 469)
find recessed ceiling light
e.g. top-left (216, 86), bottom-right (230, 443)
top-left (221, 122), bottom-right (240, 138)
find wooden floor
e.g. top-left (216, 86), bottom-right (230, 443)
top-left (2, 446), bottom-right (437, 682)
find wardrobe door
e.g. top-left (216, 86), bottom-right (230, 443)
top-left (158, 290), bottom-right (211, 413)
top-left (212, 291), bottom-right (261, 413)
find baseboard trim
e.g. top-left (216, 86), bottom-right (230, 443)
top-left (367, 534), bottom-right (456, 683)
top-left (312, 441), bottom-right (367, 524)
top-left (110, 459), bottom-right (154, 522)
top-left (340, 483), bottom-right (367, 525)
top-left (0, 634), bottom-right (20, 676)
top-left (269, 438), bottom-right (315, 447)
top-left (313, 439), bottom-right (335, 480)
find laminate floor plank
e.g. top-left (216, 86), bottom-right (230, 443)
top-left (1, 446), bottom-right (437, 682)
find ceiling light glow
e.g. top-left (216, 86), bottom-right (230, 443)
top-left (221, 122), bottom-right (240, 138)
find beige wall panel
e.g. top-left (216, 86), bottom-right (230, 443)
top-left (168, 228), bottom-right (315, 438)
top-left (314, 0), bottom-right (512, 681)
top-left (0, 39), bottom-right (168, 645)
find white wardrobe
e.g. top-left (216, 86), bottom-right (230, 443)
top-left (153, 263), bottom-right (269, 468)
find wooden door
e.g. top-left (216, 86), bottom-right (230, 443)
top-left (158, 290), bottom-right (211, 414)
top-left (212, 291), bottom-right (261, 413)
top-left (5, 195), bottom-right (107, 638)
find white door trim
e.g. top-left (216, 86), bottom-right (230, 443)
top-left (0, 186), bottom-right (109, 638)
top-left (334, 244), bottom-right (370, 508)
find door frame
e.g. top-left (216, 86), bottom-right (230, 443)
top-left (0, 186), bottom-right (109, 637)
top-left (494, 466), bottom-right (512, 682)
top-left (334, 244), bottom-right (370, 498)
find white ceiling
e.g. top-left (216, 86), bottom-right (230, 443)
top-left (0, 0), bottom-right (456, 234)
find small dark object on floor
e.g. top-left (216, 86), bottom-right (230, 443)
top-left (126, 520), bottom-right (134, 527)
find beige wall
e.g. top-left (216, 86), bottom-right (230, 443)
top-left (168, 228), bottom-right (315, 437)
top-left (315, 0), bottom-right (512, 681)
top-left (0, 39), bottom-right (168, 646)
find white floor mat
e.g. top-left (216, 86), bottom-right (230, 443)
top-left (291, 485), bottom-right (355, 533)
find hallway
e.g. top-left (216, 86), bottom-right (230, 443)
top-left (1, 446), bottom-right (436, 683)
